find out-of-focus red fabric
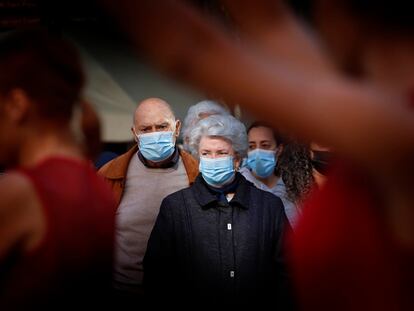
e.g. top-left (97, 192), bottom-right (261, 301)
top-left (0, 157), bottom-right (115, 309)
top-left (290, 162), bottom-right (414, 310)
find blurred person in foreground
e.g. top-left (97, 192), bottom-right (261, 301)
top-left (0, 29), bottom-right (115, 309)
top-left (144, 114), bottom-right (293, 309)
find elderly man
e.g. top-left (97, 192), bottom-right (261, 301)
top-left (99, 97), bottom-right (198, 298)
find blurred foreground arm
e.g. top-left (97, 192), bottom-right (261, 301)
top-left (221, 0), bottom-right (334, 74)
top-left (101, 0), bottom-right (414, 182)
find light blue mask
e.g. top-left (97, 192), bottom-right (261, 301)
top-left (138, 131), bottom-right (175, 162)
top-left (199, 156), bottom-right (235, 187)
top-left (247, 149), bottom-right (276, 178)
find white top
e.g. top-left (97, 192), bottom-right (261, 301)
top-left (239, 167), bottom-right (300, 228)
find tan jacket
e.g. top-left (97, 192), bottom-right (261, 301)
top-left (98, 145), bottom-right (199, 206)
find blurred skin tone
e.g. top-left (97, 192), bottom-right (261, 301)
top-left (248, 126), bottom-right (282, 187)
top-left (131, 97), bottom-right (181, 166)
top-left (0, 89), bottom-right (82, 168)
top-left (79, 100), bottom-right (101, 161)
top-left (314, 0), bottom-right (414, 94)
top-left (102, 0), bottom-right (414, 244)
top-left (0, 88), bottom-right (82, 257)
top-left (199, 136), bottom-right (241, 170)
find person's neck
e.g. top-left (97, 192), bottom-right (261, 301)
top-left (254, 172), bottom-right (278, 188)
top-left (144, 147), bottom-right (177, 168)
top-left (19, 128), bottom-right (83, 168)
top-left (208, 173), bottom-right (236, 190)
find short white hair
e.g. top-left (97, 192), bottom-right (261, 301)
top-left (189, 114), bottom-right (248, 159)
top-left (182, 100), bottom-right (229, 142)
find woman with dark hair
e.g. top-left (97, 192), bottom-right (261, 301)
top-left (276, 142), bottom-right (315, 206)
top-left (0, 29), bottom-right (115, 309)
top-left (240, 122), bottom-right (314, 228)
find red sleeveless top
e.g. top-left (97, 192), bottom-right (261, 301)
top-left (0, 157), bottom-right (116, 309)
top-left (290, 163), bottom-right (414, 310)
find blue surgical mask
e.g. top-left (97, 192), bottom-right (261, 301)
top-left (247, 149), bottom-right (276, 178)
top-left (137, 131), bottom-right (175, 162)
top-left (199, 156), bottom-right (235, 187)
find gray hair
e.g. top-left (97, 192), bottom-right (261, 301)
top-left (182, 100), bottom-right (229, 143)
top-left (189, 114), bottom-right (248, 159)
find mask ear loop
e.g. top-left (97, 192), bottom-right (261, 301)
top-left (234, 154), bottom-right (241, 172)
top-left (132, 127), bottom-right (140, 143)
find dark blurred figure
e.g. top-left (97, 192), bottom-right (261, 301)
top-left (308, 142), bottom-right (333, 188)
top-left (0, 29), bottom-right (115, 310)
top-left (95, 151), bottom-right (119, 170)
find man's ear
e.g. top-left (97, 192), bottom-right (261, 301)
top-left (131, 126), bottom-right (138, 142)
top-left (174, 120), bottom-right (181, 137)
top-left (5, 89), bottom-right (31, 123)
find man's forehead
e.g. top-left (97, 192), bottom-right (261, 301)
top-left (135, 114), bottom-right (174, 127)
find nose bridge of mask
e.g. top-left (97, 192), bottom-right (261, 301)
top-left (139, 131), bottom-right (173, 143)
top-left (251, 148), bottom-right (275, 158)
top-left (248, 148), bottom-right (275, 164)
top-left (200, 155), bottom-right (233, 169)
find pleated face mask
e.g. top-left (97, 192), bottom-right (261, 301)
top-left (137, 131), bottom-right (175, 162)
top-left (247, 149), bottom-right (276, 178)
top-left (199, 156), bottom-right (235, 187)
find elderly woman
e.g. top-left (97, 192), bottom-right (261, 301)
top-left (181, 99), bottom-right (229, 154)
top-left (143, 114), bottom-right (292, 308)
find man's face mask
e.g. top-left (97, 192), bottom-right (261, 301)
top-left (246, 149), bottom-right (276, 178)
top-left (311, 150), bottom-right (333, 176)
top-left (199, 156), bottom-right (235, 187)
top-left (137, 131), bottom-right (175, 162)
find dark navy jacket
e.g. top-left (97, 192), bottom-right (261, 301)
top-left (143, 173), bottom-right (294, 308)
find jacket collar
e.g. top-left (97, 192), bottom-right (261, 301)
top-left (103, 145), bottom-right (198, 184)
top-left (193, 172), bottom-right (251, 209)
top-left (103, 145), bottom-right (138, 179)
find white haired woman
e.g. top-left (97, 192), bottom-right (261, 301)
top-left (143, 114), bottom-right (293, 309)
top-left (181, 100), bottom-right (229, 153)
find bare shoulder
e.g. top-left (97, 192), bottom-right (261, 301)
top-left (0, 172), bottom-right (36, 208)
top-left (0, 173), bottom-right (45, 258)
